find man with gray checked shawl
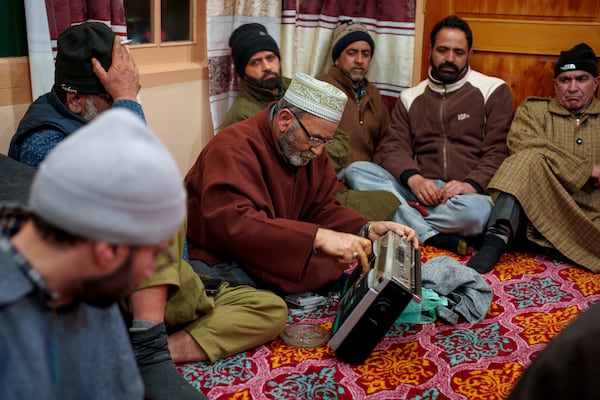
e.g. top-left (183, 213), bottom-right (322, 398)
top-left (468, 43), bottom-right (600, 274)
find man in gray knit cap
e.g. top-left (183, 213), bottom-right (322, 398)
top-left (317, 19), bottom-right (401, 222)
top-left (0, 109), bottom-right (187, 399)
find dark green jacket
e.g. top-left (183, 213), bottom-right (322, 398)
top-left (220, 77), bottom-right (291, 129)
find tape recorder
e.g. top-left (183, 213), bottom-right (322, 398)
top-left (328, 231), bottom-right (421, 364)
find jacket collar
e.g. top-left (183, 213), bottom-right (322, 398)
top-left (328, 65), bottom-right (370, 94)
top-left (427, 66), bottom-right (471, 94)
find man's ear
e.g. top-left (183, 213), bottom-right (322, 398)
top-left (276, 109), bottom-right (293, 132)
top-left (66, 92), bottom-right (84, 114)
top-left (92, 242), bottom-right (130, 274)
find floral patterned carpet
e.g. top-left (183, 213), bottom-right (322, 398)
top-left (178, 247), bottom-right (600, 399)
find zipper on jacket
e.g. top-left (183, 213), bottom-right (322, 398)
top-left (440, 87), bottom-right (448, 181)
top-left (357, 96), bottom-right (364, 125)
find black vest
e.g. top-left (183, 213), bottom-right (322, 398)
top-left (8, 89), bottom-right (86, 161)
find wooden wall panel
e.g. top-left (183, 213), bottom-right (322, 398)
top-left (467, 19), bottom-right (600, 56)
top-left (469, 52), bottom-right (557, 100)
top-left (453, 0), bottom-right (600, 20)
top-left (420, 0), bottom-right (600, 106)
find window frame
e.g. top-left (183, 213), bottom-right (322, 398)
top-left (129, 0), bottom-right (208, 87)
top-left (0, 0), bottom-right (207, 107)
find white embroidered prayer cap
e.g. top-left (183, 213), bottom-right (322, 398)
top-left (283, 73), bottom-right (348, 123)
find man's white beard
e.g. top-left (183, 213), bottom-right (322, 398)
top-left (82, 95), bottom-right (99, 121)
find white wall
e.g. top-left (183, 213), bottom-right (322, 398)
top-left (0, 79), bottom-right (213, 177)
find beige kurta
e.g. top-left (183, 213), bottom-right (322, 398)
top-left (488, 97), bottom-right (600, 272)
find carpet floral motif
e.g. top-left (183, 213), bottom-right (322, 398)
top-left (178, 248), bottom-right (600, 399)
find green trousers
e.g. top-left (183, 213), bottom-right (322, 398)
top-left (122, 224), bottom-right (288, 362)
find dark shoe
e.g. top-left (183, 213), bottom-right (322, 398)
top-left (130, 322), bottom-right (207, 400)
top-left (467, 235), bottom-right (506, 273)
top-left (425, 233), bottom-right (468, 256)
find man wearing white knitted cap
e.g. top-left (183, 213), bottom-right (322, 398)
top-left (186, 73), bottom-right (418, 294)
top-left (0, 109), bottom-right (185, 399)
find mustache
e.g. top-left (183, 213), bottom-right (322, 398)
top-left (438, 62), bottom-right (459, 71)
top-left (262, 71), bottom-right (279, 79)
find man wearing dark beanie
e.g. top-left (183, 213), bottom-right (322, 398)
top-left (317, 19), bottom-right (402, 222)
top-left (221, 23), bottom-right (291, 128)
top-left (8, 22), bottom-right (143, 168)
top-left (467, 42), bottom-right (600, 274)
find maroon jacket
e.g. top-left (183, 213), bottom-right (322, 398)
top-left (185, 106), bottom-right (369, 294)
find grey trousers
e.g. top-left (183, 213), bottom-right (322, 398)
top-left (486, 192), bottom-right (522, 239)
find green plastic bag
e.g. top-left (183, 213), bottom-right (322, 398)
top-left (396, 287), bottom-right (447, 324)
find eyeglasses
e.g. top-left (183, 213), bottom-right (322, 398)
top-left (290, 111), bottom-right (335, 147)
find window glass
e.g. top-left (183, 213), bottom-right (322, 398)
top-left (125, 0), bottom-right (191, 44)
top-left (125, 0), bottom-right (152, 44)
top-left (161, 1), bottom-right (191, 42)
top-left (1, 0), bottom-right (27, 56)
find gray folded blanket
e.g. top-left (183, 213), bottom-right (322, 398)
top-left (422, 256), bottom-right (492, 324)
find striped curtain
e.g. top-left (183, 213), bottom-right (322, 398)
top-left (281, 0), bottom-right (415, 111)
top-left (24, 0), bottom-right (127, 99)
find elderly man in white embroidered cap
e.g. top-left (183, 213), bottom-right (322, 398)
top-left (185, 73), bottom-right (418, 294)
top-left (0, 108), bottom-right (185, 400)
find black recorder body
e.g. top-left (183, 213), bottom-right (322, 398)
top-left (328, 231), bottom-right (422, 364)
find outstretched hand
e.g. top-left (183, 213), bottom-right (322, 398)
top-left (92, 35), bottom-right (140, 102)
top-left (314, 227), bottom-right (372, 271)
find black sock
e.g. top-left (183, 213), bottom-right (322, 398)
top-left (467, 235), bottom-right (507, 273)
top-left (425, 233), bottom-right (468, 256)
top-left (130, 321), bottom-right (207, 400)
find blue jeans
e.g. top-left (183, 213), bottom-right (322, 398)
top-left (340, 161), bottom-right (493, 242)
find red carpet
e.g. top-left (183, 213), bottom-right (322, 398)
top-left (178, 247), bottom-right (600, 399)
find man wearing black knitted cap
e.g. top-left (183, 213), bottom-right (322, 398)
top-left (467, 42), bottom-right (600, 274)
top-left (221, 23), bottom-right (291, 128)
top-left (8, 22), bottom-right (143, 168)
